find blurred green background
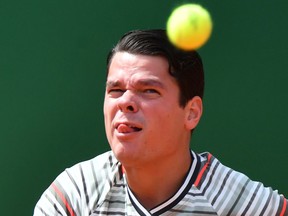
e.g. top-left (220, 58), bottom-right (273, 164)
top-left (1, 0), bottom-right (287, 215)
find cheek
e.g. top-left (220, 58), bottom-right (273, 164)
top-left (103, 98), bottom-right (116, 117)
top-left (103, 101), bottom-right (116, 133)
top-left (103, 114), bottom-right (111, 142)
top-left (145, 108), bottom-right (172, 132)
top-left (150, 107), bottom-right (185, 131)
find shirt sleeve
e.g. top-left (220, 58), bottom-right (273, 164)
top-left (33, 152), bottom-right (117, 216)
top-left (33, 170), bottom-right (81, 216)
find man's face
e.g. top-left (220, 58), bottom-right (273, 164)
top-left (104, 52), bottom-right (192, 167)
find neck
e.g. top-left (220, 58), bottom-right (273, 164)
top-left (123, 149), bottom-right (192, 210)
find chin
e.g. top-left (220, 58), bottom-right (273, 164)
top-left (111, 146), bottom-right (139, 166)
top-left (111, 143), bottom-right (130, 158)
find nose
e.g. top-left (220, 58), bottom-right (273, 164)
top-left (117, 91), bottom-right (139, 113)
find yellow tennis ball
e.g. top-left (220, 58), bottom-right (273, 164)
top-left (167, 4), bottom-right (213, 50)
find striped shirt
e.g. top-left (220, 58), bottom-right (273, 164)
top-left (34, 151), bottom-right (287, 216)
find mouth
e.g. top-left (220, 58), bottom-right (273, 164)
top-left (115, 123), bottom-right (142, 133)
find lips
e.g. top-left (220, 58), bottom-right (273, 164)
top-left (115, 123), bottom-right (142, 133)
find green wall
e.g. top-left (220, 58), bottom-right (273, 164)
top-left (1, 0), bottom-right (287, 215)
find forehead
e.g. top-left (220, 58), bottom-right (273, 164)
top-left (107, 52), bottom-right (171, 81)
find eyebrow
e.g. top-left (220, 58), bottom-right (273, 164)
top-left (137, 79), bottom-right (165, 89)
top-left (106, 80), bottom-right (121, 88)
top-left (106, 79), bottom-right (165, 89)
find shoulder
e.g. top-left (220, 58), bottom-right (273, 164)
top-left (58, 150), bottom-right (120, 197)
top-left (68, 150), bottom-right (119, 174)
top-left (57, 151), bottom-right (119, 186)
top-left (34, 151), bottom-right (121, 216)
top-left (194, 152), bottom-right (287, 215)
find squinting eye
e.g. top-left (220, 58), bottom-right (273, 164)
top-left (144, 89), bottom-right (159, 94)
top-left (107, 89), bottom-right (125, 96)
top-left (108, 89), bottom-right (122, 93)
top-left (109, 89), bottom-right (123, 93)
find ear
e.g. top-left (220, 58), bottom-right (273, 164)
top-left (184, 96), bottom-right (203, 130)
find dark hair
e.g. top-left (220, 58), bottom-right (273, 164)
top-left (106, 29), bottom-right (204, 107)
